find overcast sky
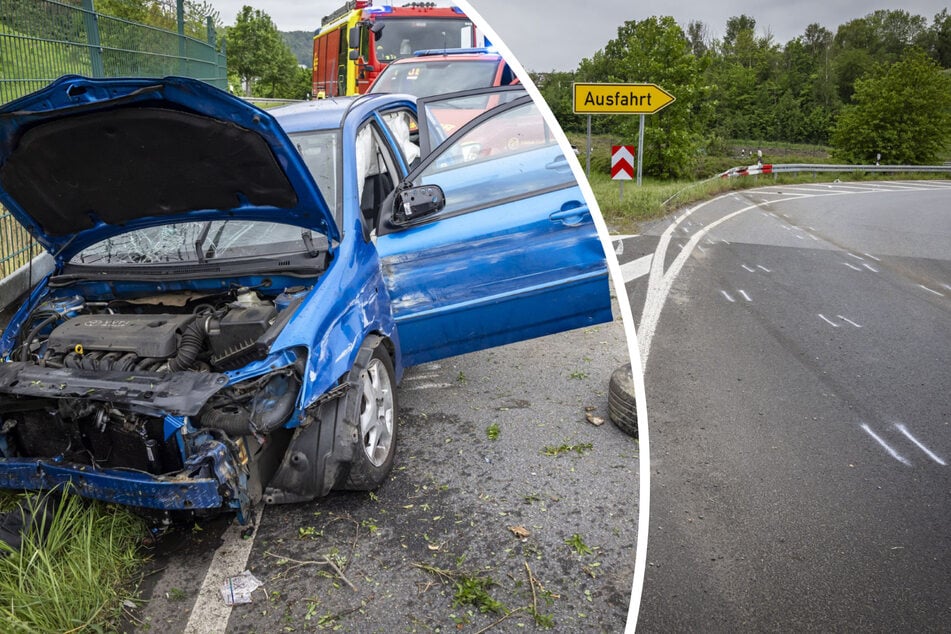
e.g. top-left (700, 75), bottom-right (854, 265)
top-left (211, 1), bottom-right (949, 71)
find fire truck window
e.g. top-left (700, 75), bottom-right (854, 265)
top-left (336, 26), bottom-right (348, 95)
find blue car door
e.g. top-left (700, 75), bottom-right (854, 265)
top-left (374, 90), bottom-right (612, 367)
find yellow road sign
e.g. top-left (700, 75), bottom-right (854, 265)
top-left (572, 82), bottom-right (675, 115)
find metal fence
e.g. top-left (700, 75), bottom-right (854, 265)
top-left (0, 0), bottom-right (227, 277)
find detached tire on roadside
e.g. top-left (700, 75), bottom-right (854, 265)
top-left (608, 363), bottom-right (638, 438)
top-left (337, 340), bottom-right (398, 490)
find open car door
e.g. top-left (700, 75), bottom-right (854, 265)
top-left (374, 88), bottom-right (612, 367)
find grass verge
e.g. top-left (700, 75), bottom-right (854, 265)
top-left (0, 491), bottom-right (146, 633)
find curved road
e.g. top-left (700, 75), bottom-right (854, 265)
top-left (615, 180), bottom-right (951, 631)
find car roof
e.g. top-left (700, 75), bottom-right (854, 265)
top-left (271, 93), bottom-right (416, 134)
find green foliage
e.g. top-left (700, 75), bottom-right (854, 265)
top-left (225, 6), bottom-right (300, 98)
top-left (831, 51), bottom-right (951, 164)
top-left (95, 0), bottom-right (222, 40)
top-left (452, 574), bottom-right (506, 614)
top-left (541, 8), bottom-right (950, 172)
top-left (573, 16), bottom-right (713, 179)
top-left (0, 492), bottom-right (145, 632)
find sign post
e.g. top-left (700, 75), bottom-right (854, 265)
top-left (572, 82), bottom-right (675, 186)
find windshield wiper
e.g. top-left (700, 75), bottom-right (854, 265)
top-left (194, 221), bottom-right (213, 264)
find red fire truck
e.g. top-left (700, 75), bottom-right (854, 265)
top-left (312, 1), bottom-right (482, 97)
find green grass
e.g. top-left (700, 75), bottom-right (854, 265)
top-left (0, 491), bottom-right (146, 633)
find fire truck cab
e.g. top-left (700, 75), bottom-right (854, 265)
top-left (313, 1), bottom-right (482, 97)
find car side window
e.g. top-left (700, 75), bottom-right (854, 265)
top-left (410, 100), bottom-right (574, 219)
top-left (380, 109), bottom-right (420, 169)
top-left (355, 122), bottom-right (400, 238)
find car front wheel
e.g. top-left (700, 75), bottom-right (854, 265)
top-left (339, 341), bottom-right (397, 490)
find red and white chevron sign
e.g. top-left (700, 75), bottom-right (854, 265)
top-left (611, 145), bottom-right (635, 180)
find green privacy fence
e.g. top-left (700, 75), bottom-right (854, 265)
top-left (0, 0), bottom-right (228, 277)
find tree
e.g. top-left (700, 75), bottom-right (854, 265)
top-left (225, 6), bottom-right (296, 97)
top-left (575, 16), bottom-right (712, 178)
top-left (831, 51), bottom-right (951, 164)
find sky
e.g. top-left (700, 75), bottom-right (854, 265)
top-left (211, 1), bottom-right (950, 71)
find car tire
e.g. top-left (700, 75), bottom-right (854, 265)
top-left (338, 341), bottom-right (398, 490)
top-left (608, 363), bottom-right (638, 438)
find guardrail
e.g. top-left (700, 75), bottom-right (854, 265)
top-left (722, 163), bottom-right (951, 177)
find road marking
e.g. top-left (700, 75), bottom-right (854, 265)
top-left (895, 424), bottom-right (947, 466)
top-left (404, 382), bottom-right (453, 390)
top-left (847, 252), bottom-right (864, 261)
top-left (185, 506), bottom-right (264, 634)
top-left (619, 254), bottom-right (654, 283)
top-left (738, 290), bottom-right (752, 302)
top-left (843, 262), bottom-right (863, 271)
top-left (864, 253), bottom-right (881, 262)
top-left (742, 264), bottom-right (755, 272)
top-left (837, 315), bottom-right (863, 328)
top-left (919, 284), bottom-right (944, 297)
top-left (860, 424), bottom-right (911, 466)
top-left (862, 263), bottom-right (879, 273)
top-left (942, 283), bottom-right (951, 292)
top-left (402, 372), bottom-right (443, 381)
top-left (818, 314), bottom-right (839, 327)
top-left (757, 265), bottom-right (771, 273)
top-left (720, 290), bottom-right (736, 303)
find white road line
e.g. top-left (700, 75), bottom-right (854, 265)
top-left (818, 314), bottom-right (839, 327)
top-left (742, 264), bottom-right (755, 272)
top-left (862, 263), bottom-right (879, 273)
top-left (847, 252), bottom-right (865, 261)
top-left (843, 262), bottom-right (863, 271)
top-left (638, 197), bottom-right (758, 367)
top-left (697, 244), bottom-right (706, 253)
top-left (184, 506), bottom-right (264, 634)
top-left (895, 424), bottom-right (947, 466)
top-left (620, 254), bottom-right (654, 283)
top-left (794, 234), bottom-right (805, 240)
top-left (720, 290), bottom-right (735, 303)
top-left (942, 283), bottom-right (951, 292)
top-left (809, 234), bottom-right (819, 241)
top-left (837, 315), bottom-right (863, 328)
top-left (757, 265), bottom-right (771, 273)
top-left (919, 284), bottom-right (945, 297)
top-left (402, 372), bottom-right (443, 381)
top-left (860, 424), bottom-right (911, 466)
top-left (404, 382), bottom-right (453, 390)
top-left (863, 253), bottom-right (881, 262)
top-left (738, 290), bottom-right (752, 302)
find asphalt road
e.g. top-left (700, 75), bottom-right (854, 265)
top-left (127, 299), bottom-right (639, 633)
top-left (615, 180), bottom-right (951, 632)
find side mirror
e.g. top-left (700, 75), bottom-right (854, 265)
top-left (348, 26), bottom-right (360, 49)
top-left (394, 184), bottom-right (445, 224)
top-left (349, 49), bottom-right (360, 61)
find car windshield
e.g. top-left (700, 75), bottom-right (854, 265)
top-left (370, 59), bottom-right (498, 98)
top-left (374, 17), bottom-right (473, 61)
top-left (70, 220), bottom-right (321, 265)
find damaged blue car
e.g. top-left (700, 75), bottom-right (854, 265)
top-left (0, 76), bottom-right (611, 523)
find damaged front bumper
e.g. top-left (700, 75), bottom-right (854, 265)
top-left (0, 435), bottom-right (249, 517)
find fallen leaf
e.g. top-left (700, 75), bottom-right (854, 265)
top-left (508, 525), bottom-right (531, 539)
top-left (585, 412), bottom-right (605, 426)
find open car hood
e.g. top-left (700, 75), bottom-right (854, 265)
top-left (0, 76), bottom-right (338, 259)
